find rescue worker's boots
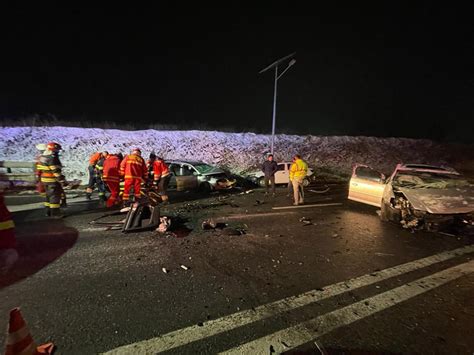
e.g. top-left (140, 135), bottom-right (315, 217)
top-left (60, 198), bottom-right (68, 208)
top-left (85, 187), bottom-right (93, 200)
top-left (44, 206), bottom-right (51, 217)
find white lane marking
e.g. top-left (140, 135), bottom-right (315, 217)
top-left (103, 245), bottom-right (474, 354)
top-left (222, 259), bottom-right (474, 354)
top-left (272, 203), bottom-right (342, 210)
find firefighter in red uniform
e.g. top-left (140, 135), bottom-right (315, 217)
top-left (153, 157), bottom-right (171, 204)
top-left (102, 153), bottom-right (122, 207)
top-left (86, 151), bottom-right (108, 200)
top-left (36, 142), bottom-right (66, 217)
top-left (120, 148), bottom-right (147, 206)
top-left (0, 191), bottom-right (18, 273)
top-left (146, 152), bottom-right (157, 185)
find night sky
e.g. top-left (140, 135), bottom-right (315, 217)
top-left (1, 4), bottom-right (473, 143)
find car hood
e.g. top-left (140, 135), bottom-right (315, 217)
top-left (398, 186), bottom-right (474, 214)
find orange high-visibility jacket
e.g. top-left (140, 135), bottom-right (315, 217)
top-left (103, 155), bottom-right (122, 183)
top-left (89, 152), bottom-right (102, 166)
top-left (153, 160), bottom-right (170, 181)
top-left (120, 154), bottom-right (147, 180)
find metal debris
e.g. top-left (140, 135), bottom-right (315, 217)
top-left (156, 217), bottom-right (172, 233)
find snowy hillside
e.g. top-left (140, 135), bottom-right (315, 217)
top-left (1, 126), bottom-right (473, 182)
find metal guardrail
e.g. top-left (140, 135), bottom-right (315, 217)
top-left (0, 161), bottom-right (36, 182)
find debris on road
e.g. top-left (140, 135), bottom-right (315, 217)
top-left (201, 218), bottom-right (227, 230)
top-left (202, 218), bottom-right (217, 230)
top-left (162, 268), bottom-right (168, 273)
top-left (156, 217), bottom-right (171, 233)
top-left (180, 265), bottom-right (189, 270)
top-left (299, 217), bottom-right (313, 226)
top-left (254, 199), bottom-right (264, 206)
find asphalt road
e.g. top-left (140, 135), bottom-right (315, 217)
top-left (1, 183), bottom-right (473, 354)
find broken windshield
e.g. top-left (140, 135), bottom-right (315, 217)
top-left (393, 171), bottom-right (471, 189)
top-left (193, 163), bottom-right (217, 174)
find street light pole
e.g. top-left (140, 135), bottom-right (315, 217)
top-left (271, 65), bottom-right (278, 155)
top-left (259, 53), bottom-right (296, 156)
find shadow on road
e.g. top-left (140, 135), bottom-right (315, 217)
top-left (0, 219), bottom-right (78, 290)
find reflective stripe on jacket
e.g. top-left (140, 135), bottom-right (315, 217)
top-left (153, 160), bottom-right (170, 181)
top-left (103, 155), bottom-right (122, 182)
top-left (36, 154), bottom-right (63, 184)
top-left (120, 154), bottom-right (147, 180)
top-left (289, 159), bottom-right (308, 180)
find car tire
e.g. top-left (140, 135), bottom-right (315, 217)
top-left (199, 182), bottom-right (212, 193)
top-left (303, 178), bottom-right (310, 187)
top-left (258, 177), bottom-right (266, 188)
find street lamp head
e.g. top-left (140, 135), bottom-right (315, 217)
top-left (288, 59), bottom-right (296, 67)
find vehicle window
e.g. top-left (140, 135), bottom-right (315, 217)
top-left (355, 166), bottom-right (383, 182)
top-left (193, 163), bottom-right (215, 174)
top-left (277, 164), bottom-right (285, 171)
top-left (169, 164), bottom-right (179, 175)
top-left (179, 164), bottom-right (194, 176)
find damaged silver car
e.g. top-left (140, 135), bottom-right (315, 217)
top-left (348, 163), bottom-right (474, 231)
top-left (166, 160), bottom-right (236, 192)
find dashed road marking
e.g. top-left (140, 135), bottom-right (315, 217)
top-left (103, 244), bottom-right (474, 354)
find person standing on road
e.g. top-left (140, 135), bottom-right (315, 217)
top-left (289, 154), bottom-right (308, 206)
top-left (153, 157), bottom-right (171, 204)
top-left (86, 151), bottom-right (108, 200)
top-left (36, 142), bottom-right (66, 217)
top-left (102, 153), bottom-right (122, 207)
top-left (262, 154), bottom-right (278, 195)
top-left (120, 148), bottom-right (147, 206)
top-left (146, 152), bottom-right (157, 186)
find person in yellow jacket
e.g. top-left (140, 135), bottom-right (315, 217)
top-left (289, 154), bottom-right (308, 205)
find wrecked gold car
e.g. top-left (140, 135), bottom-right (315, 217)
top-left (348, 164), bottom-right (474, 231)
top-left (166, 161), bottom-right (236, 192)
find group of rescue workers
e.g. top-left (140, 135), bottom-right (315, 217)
top-left (85, 148), bottom-right (171, 209)
top-left (34, 144), bottom-right (171, 218)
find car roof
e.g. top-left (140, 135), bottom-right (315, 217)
top-left (166, 160), bottom-right (208, 166)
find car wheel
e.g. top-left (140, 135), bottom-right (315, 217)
top-left (303, 178), bottom-right (310, 187)
top-left (258, 177), bottom-right (266, 187)
top-left (199, 182), bottom-right (212, 193)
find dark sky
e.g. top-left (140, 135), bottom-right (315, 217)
top-left (1, 4), bottom-right (473, 142)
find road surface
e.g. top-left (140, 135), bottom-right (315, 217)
top-left (1, 183), bottom-right (473, 354)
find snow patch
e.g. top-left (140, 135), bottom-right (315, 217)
top-left (0, 126), bottom-right (472, 181)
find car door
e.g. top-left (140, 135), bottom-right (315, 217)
top-left (175, 164), bottom-right (198, 191)
top-left (348, 165), bottom-right (385, 207)
top-left (167, 163), bottom-right (178, 189)
top-left (274, 163), bottom-right (288, 184)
